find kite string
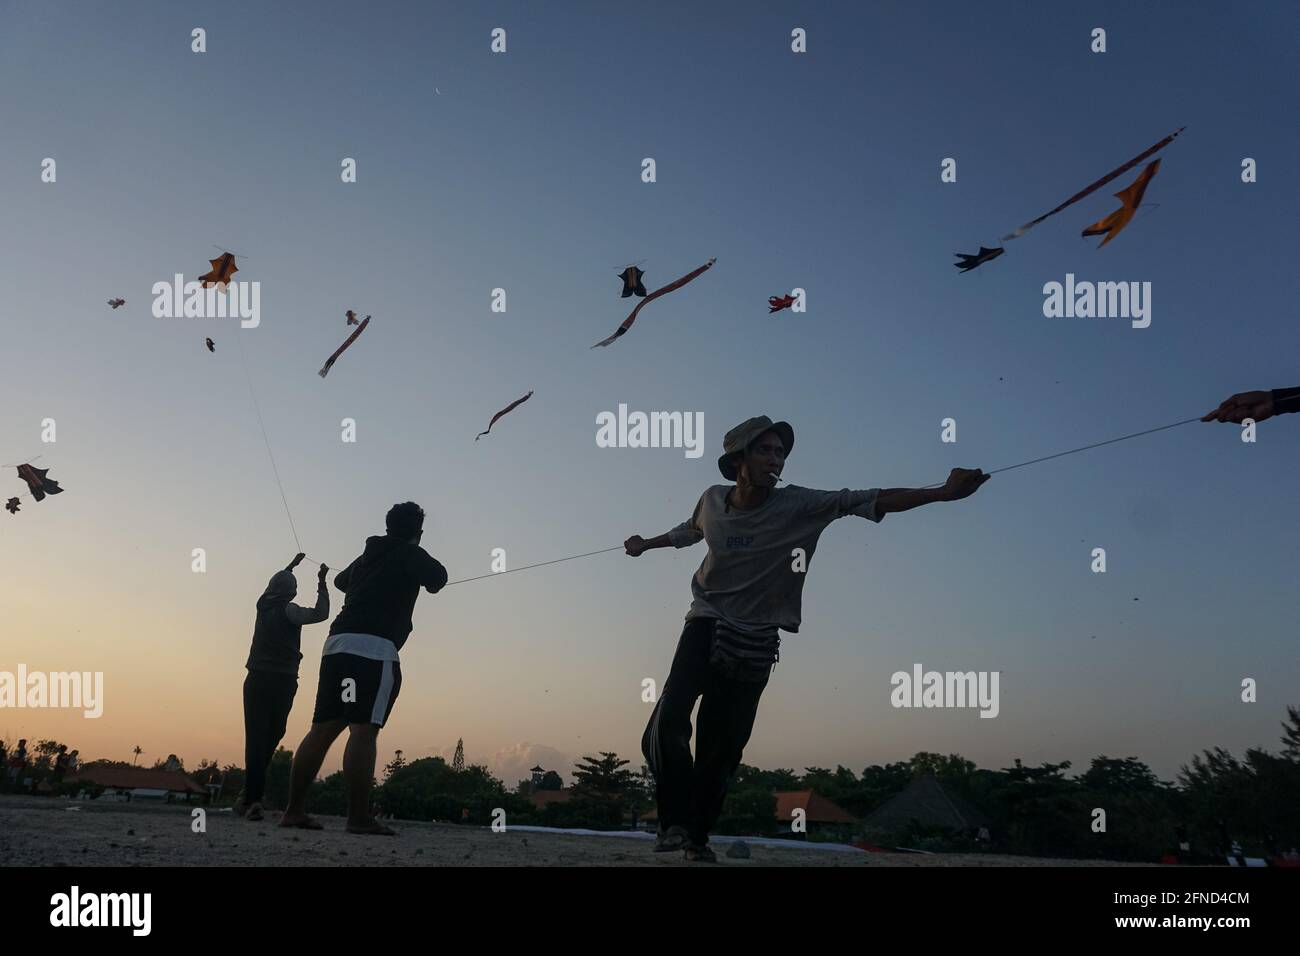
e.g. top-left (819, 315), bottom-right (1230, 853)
top-left (918, 416), bottom-right (1203, 489)
top-left (234, 329), bottom-right (303, 554)
top-left (299, 415), bottom-right (1205, 586)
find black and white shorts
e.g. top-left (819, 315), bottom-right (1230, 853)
top-left (312, 651), bottom-right (402, 727)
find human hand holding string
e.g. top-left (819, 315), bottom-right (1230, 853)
top-left (1202, 391), bottom-right (1274, 424)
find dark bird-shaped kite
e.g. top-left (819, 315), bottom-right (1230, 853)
top-left (107, 298), bottom-right (126, 309)
top-left (5, 497), bottom-right (19, 515)
top-left (346, 310), bottom-right (359, 326)
top-left (205, 337), bottom-right (215, 352)
top-left (199, 252), bottom-right (239, 290)
top-left (16, 464), bottom-right (63, 502)
top-left (476, 390), bottom-right (534, 440)
top-left (618, 266), bottom-right (647, 298)
top-left (1081, 159), bottom-right (1161, 248)
top-left (768, 294), bottom-right (797, 313)
top-left (954, 246), bottom-right (1005, 273)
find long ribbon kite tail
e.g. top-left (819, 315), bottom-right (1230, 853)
top-left (1001, 127), bottom-right (1184, 242)
top-left (318, 315), bottom-right (371, 378)
top-left (476, 390), bottom-right (534, 440)
top-left (591, 257), bottom-right (716, 348)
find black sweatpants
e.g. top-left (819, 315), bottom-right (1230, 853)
top-left (242, 670), bottom-right (298, 804)
top-left (641, 617), bottom-right (769, 846)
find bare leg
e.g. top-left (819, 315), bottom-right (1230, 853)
top-left (281, 719), bottom-right (346, 826)
top-left (343, 723), bottom-right (392, 834)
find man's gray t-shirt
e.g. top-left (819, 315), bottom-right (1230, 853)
top-left (666, 484), bottom-right (882, 634)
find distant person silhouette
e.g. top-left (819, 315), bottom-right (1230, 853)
top-left (625, 416), bottom-right (988, 861)
top-left (281, 502), bottom-right (447, 834)
top-left (237, 553), bottom-right (329, 822)
top-left (1202, 387), bottom-right (1300, 424)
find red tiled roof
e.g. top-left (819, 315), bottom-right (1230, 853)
top-left (68, 767), bottom-right (205, 795)
top-left (774, 789), bottom-right (857, 823)
top-left (643, 789), bottom-right (856, 824)
top-left (529, 789), bottom-right (573, 808)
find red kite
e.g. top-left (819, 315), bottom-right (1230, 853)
top-left (592, 258), bottom-right (716, 348)
top-left (768, 294), bottom-right (797, 313)
top-left (199, 252), bottom-right (239, 289)
top-left (476, 390), bottom-right (534, 440)
top-left (319, 314), bottom-right (370, 378)
top-left (1081, 159), bottom-right (1161, 248)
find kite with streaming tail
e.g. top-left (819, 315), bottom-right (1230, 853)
top-left (16, 464), bottom-right (63, 502)
top-left (768, 294), bottom-right (797, 313)
top-left (592, 258), bottom-right (716, 348)
top-left (954, 246), bottom-right (1004, 273)
top-left (1002, 127), bottom-right (1184, 242)
top-left (1081, 159), bottom-right (1161, 248)
top-left (319, 315), bottom-right (371, 378)
top-left (199, 252), bottom-right (239, 290)
top-left (476, 390), bottom-right (534, 440)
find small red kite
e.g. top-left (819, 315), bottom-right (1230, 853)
top-left (768, 294), bottom-right (797, 313)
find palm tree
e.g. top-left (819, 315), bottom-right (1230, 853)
top-left (132, 746), bottom-right (143, 766)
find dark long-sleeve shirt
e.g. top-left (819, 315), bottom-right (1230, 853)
top-left (1272, 386), bottom-right (1300, 416)
top-left (246, 572), bottom-right (329, 675)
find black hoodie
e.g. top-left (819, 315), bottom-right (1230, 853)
top-left (329, 534), bottom-right (448, 651)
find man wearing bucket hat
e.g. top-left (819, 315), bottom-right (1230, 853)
top-left (625, 416), bottom-right (988, 861)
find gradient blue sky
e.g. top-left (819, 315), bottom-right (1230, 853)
top-left (2, 1), bottom-right (1298, 785)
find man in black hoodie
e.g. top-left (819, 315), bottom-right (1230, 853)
top-left (238, 553), bottom-right (330, 821)
top-left (281, 502), bottom-right (447, 834)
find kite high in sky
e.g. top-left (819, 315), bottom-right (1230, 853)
top-left (199, 252), bottom-right (239, 290)
top-left (475, 390), bottom-right (534, 440)
top-left (346, 310), bottom-right (359, 326)
top-left (1002, 127), bottom-right (1184, 242)
top-left (318, 314), bottom-right (370, 378)
top-left (591, 258), bottom-right (716, 349)
top-left (768, 294), bottom-right (797, 313)
top-left (954, 246), bottom-right (1005, 273)
top-left (619, 266), bottom-right (647, 298)
top-left (16, 464), bottom-right (62, 502)
top-left (5, 498), bottom-right (19, 515)
top-left (1081, 159), bottom-right (1161, 248)
top-left (107, 298), bottom-right (125, 309)
top-left (205, 337), bottom-right (215, 353)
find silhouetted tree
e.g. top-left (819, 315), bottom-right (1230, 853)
top-left (451, 739), bottom-right (465, 773)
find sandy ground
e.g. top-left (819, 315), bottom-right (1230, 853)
top-left (0, 796), bottom-right (1143, 867)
